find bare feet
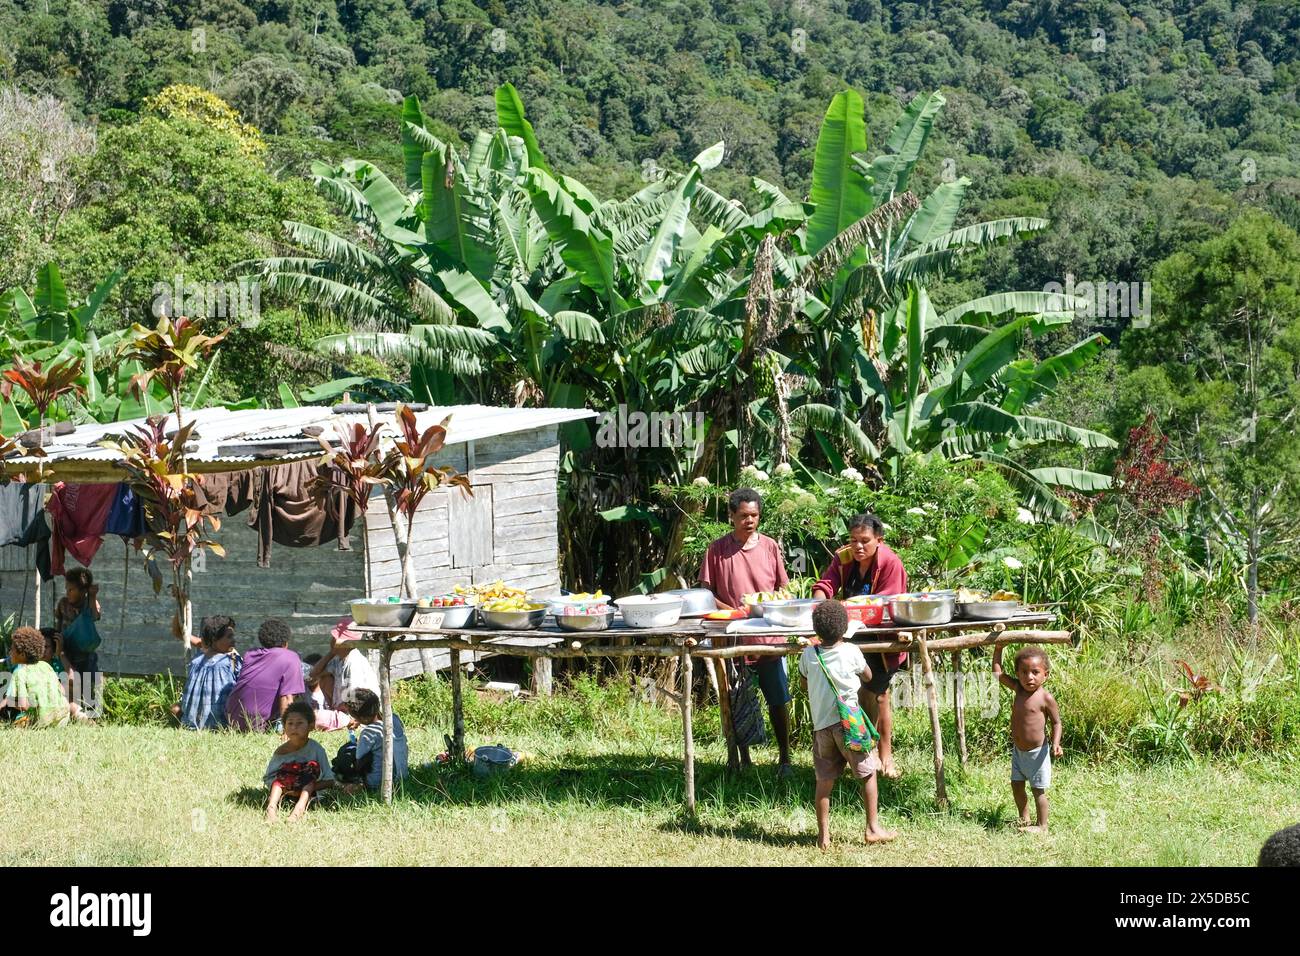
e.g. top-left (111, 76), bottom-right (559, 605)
top-left (1016, 818), bottom-right (1032, 829)
top-left (1020, 825), bottom-right (1047, 834)
top-left (265, 808), bottom-right (278, 823)
top-left (864, 825), bottom-right (897, 844)
top-left (879, 756), bottom-right (900, 779)
top-left (817, 836), bottom-right (831, 851)
top-left (776, 762), bottom-right (794, 780)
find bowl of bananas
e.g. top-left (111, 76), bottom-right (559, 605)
top-left (955, 587), bottom-right (1021, 620)
top-left (479, 596), bottom-right (548, 629)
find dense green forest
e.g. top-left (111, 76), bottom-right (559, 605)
top-left (1, 0), bottom-right (1298, 608)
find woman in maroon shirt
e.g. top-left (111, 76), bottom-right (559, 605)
top-left (812, 513), bottom-right (908, 778)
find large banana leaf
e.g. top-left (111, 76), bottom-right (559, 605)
top-left (863, 91), bottom-right (945, 205)
top-left (939, 291), bottom-right (1083, 325)
top-left (1002, 334), bottom-right (1108, 413)
top-left (524, 169), bottom-right (622, 310)
top-left (641, 142), bottom-right (724, 288)
top-left (901, 177), bottom-right (968, 249)
top-left (400, 95), bottom-right (427, 190)
top-left (807, 90), bottom-right (871, 258)
top-left (495, 83), bottom-right (551, 177)
top-left (422, 147), bottom-right (496, 282)
top-left (790, 402), bottom-right (881, 460)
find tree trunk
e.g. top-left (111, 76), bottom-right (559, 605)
top-left (1247, 488), bottom-right (1260, 627)
top-left (660, 405), bottom-right (728, 582)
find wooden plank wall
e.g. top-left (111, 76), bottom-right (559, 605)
top-left (0, 515), bottom-right (366, 676)
top-left (364, 425), bottom-right (563, 680)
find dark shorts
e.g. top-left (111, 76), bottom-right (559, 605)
top-left (863, 653), bottom-right (900, 696)
top-left (753, 657), bottom-right (791, 709)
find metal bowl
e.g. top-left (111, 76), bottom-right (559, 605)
top-left (555, 608), bottom-right (617, 632)
top-left (479, 607), bottom-right (547, 630)
top-left (886, 593), bottom-right (955, 626)
top-left (413, 603), bottom-right (475, 628)
top-left (663, 588), bottom-right (718, 616)
top-left (351, 600), bottom-right (418, 628)
top-left (761, 598), bottom-right (821, 629)
top-left (957, 599), bottom-right (1020, 621)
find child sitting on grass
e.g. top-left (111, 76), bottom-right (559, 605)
top-left (177, 616), bottom-right (241, 730)
top-left (992, 644), bottom-right (1063, 833)
top-left (264, 700), bottom-right (335, 822)
top-left (797, 600), bottom-right (896, 849)
top-left (1, 626), bottom-right (71, 727)
top-left (339, 688), bottom-right (408, 793)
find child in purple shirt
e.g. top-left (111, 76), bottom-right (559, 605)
top-left (225, 619), bottom-right (305, 731)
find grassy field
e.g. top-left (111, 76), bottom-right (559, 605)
top-left (3, 707), bottom-right (1296, 866)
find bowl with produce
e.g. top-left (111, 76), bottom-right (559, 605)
top-left (886, 591), bottom-right (956, 627)
top-left (350, 597), bottom-right (419, 628)
top-left (550, 590), bottom-right (610, 609)
top-left (413, 594), bottom-right (475, 628)
top-left (479, 597), bottom-right (548, 630)
top-left (742, 588), bottom-right (792, 618)
top-left (552, 599), bottom-right (617, 632)
top-left (955, 588), bottom-right (1021, 621)
top-left (760, 597), bottom-right (822, 630)
top-left (843, 595), bottom-right (885, 626)
top-left (614, 594), bottom-right (685, 628)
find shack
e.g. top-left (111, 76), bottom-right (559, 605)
top-left (0, 404), bottom-right (595, 686)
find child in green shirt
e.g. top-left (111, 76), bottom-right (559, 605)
top-left (2, 627), bottom-right (71, 727)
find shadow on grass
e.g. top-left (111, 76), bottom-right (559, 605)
top-left (382, 751), bottom-right (950, 820)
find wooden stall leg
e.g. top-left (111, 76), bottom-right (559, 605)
top-left (531, 657), bottom-right (553, 696)
top-left (380, 642), bottom-right (394, 805)
top-left (917, 632), bottom-right (948, 807)
top-left (681, 646), bottom-right (695, 816)
top-left (450, 646), bottom-right (466, 762)
top-left (953, 650), bottom-right (968, 767)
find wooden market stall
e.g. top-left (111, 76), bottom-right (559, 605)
top-left (0, 403), bottom-right (595, 680)
top-left (353, 610), bottom-right (1072, 812)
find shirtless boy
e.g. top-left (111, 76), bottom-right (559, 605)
top-left (992, 645), bottom-right (1062, 833)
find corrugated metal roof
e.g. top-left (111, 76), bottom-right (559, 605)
top-left (1, 404), bottom-right (597, 481)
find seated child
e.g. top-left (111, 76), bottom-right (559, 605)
top-left (992, 644), bottom-right (1063, 833)
top-left (797, 600), bottom-right (895, 849)
top-left (336, 688), bottom-right (408, 793)
top-left (311, 617), bottom-right (380, 709)
top-left (40, 628), bottom-right (70, 677)
top-left (178, 616), bottom-right (241, 730)
top-left (301, 654), bottom-right (351, 732)
top-left (1, 626), bottom-right (72, 727)
top-left (264, 700), bottom-right (335, 822)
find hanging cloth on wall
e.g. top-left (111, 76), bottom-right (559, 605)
top-left (0, 482), bottom-right (52, 582)
top-left (223, 461), bottom-right (358, 568)
top-left (103, 482), bottom-right (145, 539)
top-left (47, 482), bottom-right (118, 575)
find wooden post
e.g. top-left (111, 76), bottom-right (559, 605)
top-left (32, 571), bottom-right (41, 628)
top-left (953, 650), bottom-right (968, 767)
top-left (531, 657), bottom-right (553, 696)
top-left (681, 646), bottom-right (695, 815)
top-left (450, 646), bottom-right (465, 761)
top-left (712, 657), bottom-right (738, 768)
top-left (917, 631), bottom-right (947, 807)
top-left (380, 641), bottom-right (394, 804)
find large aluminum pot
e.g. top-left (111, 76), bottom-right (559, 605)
top-left (886, 592), bottom-right (955, 626)
top-left (663, 588), bottom-right (718, 616)
top-left (555, 608), bottom-right (617, 632)
top-left (761, 598), bottom-right (821, 629)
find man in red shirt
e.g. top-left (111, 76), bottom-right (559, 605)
top-left (699, 488), bottom-right (793, 776)
top-left (812, 513), bottom-right (908, 778)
